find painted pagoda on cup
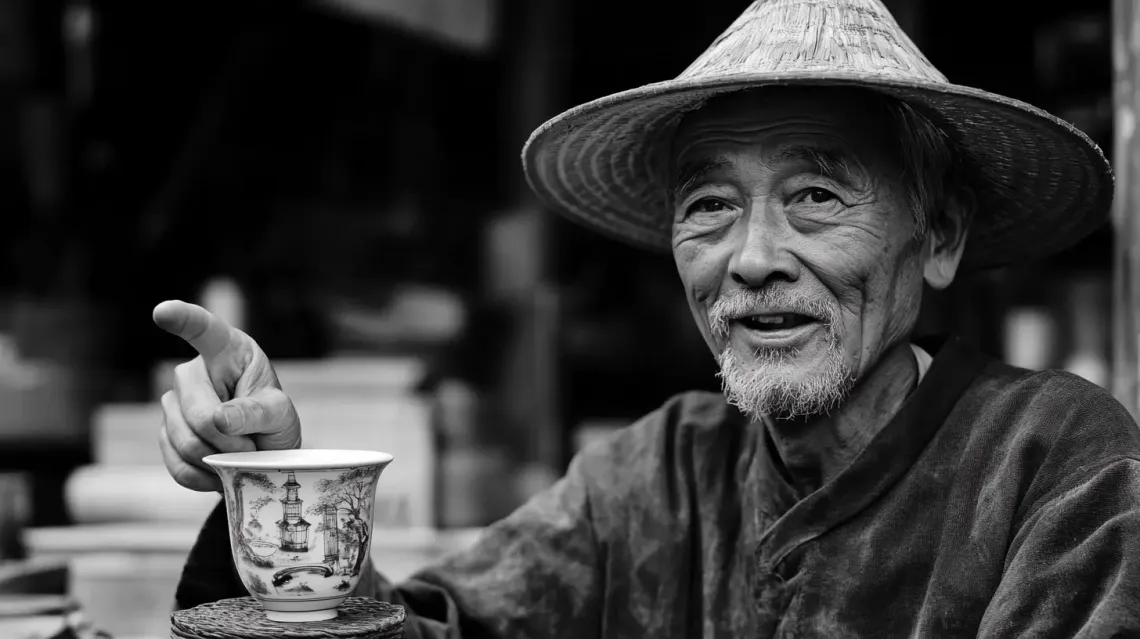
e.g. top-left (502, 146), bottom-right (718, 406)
top-left (276, 472), bottom-right (312, 552)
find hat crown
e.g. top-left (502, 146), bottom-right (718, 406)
top-left (678, 0), bottom-right (947, 84)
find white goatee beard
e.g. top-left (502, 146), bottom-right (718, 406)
top-left (710, 289), bottom-right (855, 421)
top-left (716, 340), bottom-right (854, 421)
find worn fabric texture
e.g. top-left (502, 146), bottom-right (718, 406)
top-left (176, 335), bottom-right (1140, 637)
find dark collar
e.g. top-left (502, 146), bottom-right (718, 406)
top-left (755, 335), bottom-right (992, 570)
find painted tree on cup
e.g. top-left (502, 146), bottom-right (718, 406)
top-left (246, 495), bottom-right (275, 537)
top-left (313, 520), bottom-right (356, 575)
top-left (304, 467), bottom-right (379, 576)
top-left (225, 471), bottom-right (279, 566)
top-left (340, 519), bottom-right (364, 574)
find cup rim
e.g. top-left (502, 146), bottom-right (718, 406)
top-left (202, 449), bottom-right (394, 470)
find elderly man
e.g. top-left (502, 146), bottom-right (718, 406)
top-left (156, 0), bottom-right (1139, 636)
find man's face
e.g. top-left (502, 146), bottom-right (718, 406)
top-left (671, 88), bottom-right (943, 419)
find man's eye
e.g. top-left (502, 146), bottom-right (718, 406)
top-left (798, 188), bottom-right (838, 204)
top-left (686, 198), bottom-right (730, 216)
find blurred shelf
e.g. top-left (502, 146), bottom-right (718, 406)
top-left (0, 594), bottom-right (71, 617)
top-left (0, 557), bottom-right (68, 595)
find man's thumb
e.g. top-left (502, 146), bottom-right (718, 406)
top-left (213, 389), bottom-right (302, 451)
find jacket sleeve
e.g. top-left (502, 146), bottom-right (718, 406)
top-left (977, 457), bottom-right (1140, 637)
top-left (174, 449), bottom-right (604, 639)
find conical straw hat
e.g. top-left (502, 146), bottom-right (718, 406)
top-left (521, 0), bottom-right (1113, 270)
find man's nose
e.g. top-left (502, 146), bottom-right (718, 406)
top-left (728, 205), bottom-right (801, 287)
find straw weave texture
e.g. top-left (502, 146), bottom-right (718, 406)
top-left (522, 0), bottom-right (1113, 270)
top-left (169, 597), bottom-right (405, 639)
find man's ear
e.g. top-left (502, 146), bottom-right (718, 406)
top-left (923, 188), bottom-right (974, 290)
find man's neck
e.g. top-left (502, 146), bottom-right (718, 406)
top-left (764, 340), bottom-right (920, 496)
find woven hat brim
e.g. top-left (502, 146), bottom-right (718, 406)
top-left (522, 72), bottom-right (1114, 271)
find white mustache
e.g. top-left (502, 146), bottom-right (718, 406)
top-left (709, 288), bottom-right (839, 340)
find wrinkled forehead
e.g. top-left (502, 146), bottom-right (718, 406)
top-left (670, 87), bottom-right (903, 173)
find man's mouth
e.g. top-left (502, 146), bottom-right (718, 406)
top-left (735, 313), bottom-right (818, 332)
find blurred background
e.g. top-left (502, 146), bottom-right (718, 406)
top-left (0, 0), bottom-right (1126, 636)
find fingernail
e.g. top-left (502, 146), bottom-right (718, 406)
top-left (216, 407), bottom-right (236, 433)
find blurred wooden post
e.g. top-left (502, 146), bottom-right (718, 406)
top-left (1113, 0), bottom-right (1140, 418)
top-left (478, 0), bottom-right (569, 493)
top-left (507, 0), bottom-right (567, 477)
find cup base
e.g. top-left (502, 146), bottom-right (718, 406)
top-left (266, 608), bottom-right (338, 623)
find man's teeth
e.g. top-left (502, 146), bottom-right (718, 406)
top-left (738, 313), bottom-right (812, 329)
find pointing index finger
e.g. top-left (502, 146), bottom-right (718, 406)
top-left (153, 300), bottom-right (237, 361)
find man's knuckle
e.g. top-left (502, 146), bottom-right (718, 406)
top-left (242, 402), bottom-right (266, 427)
top-left (172, 465), bottom-right (202, 490)
top-left (284, 398), bottom-right (301, 424)
top-left (248, 355), bottom-right (279, 390)
top-left (173, 358), bottom-right (208, 390)
top-left (173, 433), bottom-right (200, 460)
top-left (258, 387), bottom-right (283, 409)
top-left (173, 361), bottom-right (194, 381)
top-left (184, 408), bottom-right (215, 435)
top-left (233, 328), bottom-right (256, 353)
top-left (173, 392), bottom-right (217, 435)
top-left (173, 440), bottom-right (193, 461)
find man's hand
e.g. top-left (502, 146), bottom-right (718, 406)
top-left (152, 300), bottom-right (301, 492)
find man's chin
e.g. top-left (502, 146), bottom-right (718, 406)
top-left (716, 344), bottom-right (854, 420)
top-left (727, 342), bottom-right (828, 371)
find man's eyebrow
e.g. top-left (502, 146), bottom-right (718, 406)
top-left (770, 144), bottom-right (861, 186)
top-left (671, 158), bottom-right (732, 202)
top-left (670, 146), bottom-right (866, 203)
